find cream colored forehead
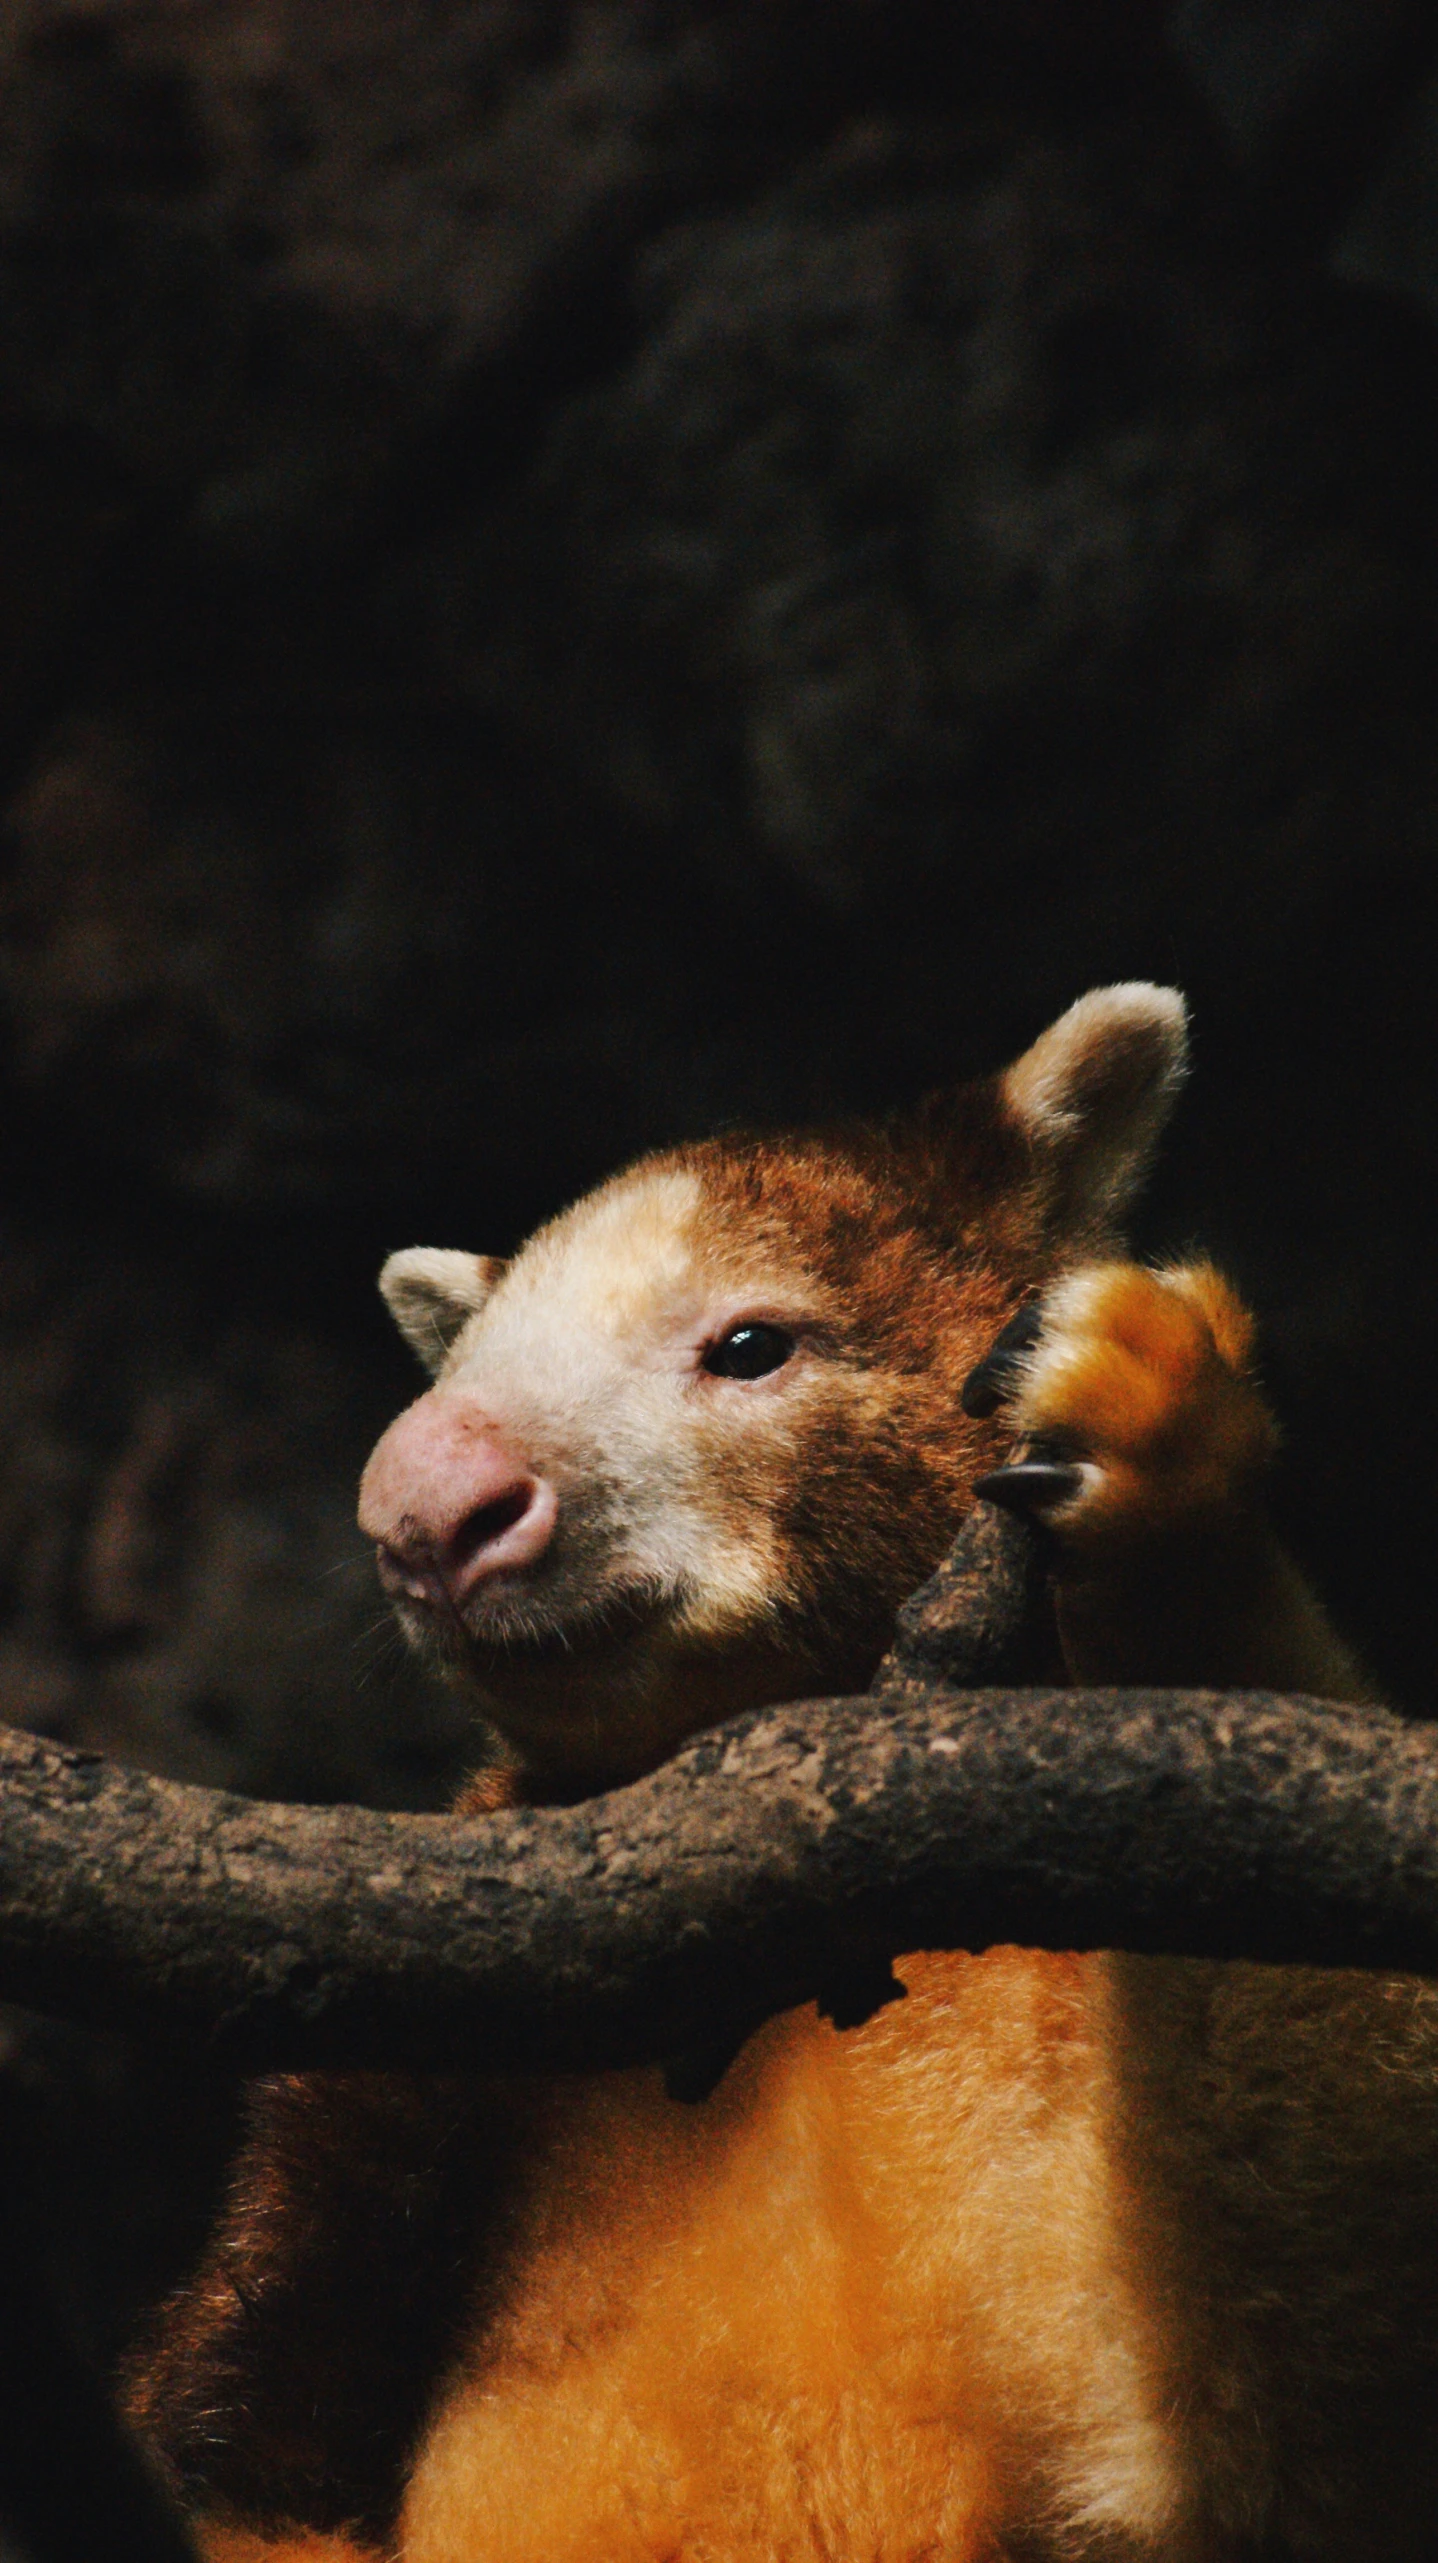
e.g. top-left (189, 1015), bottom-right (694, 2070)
top-left (501, 1168), bottom-right (707, 1337)
top-left (451, 1165), bottom-right (804, 1378)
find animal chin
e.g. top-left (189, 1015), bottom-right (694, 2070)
top-left (397, 1571), bottom-right (674, 1680)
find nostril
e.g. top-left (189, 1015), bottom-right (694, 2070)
top-left (369, 1468), bottom-right (555, 1612)
top-left (375, 1542), bottom-right (439, 1605)
top-left (451, 1482), bottom-right (535, 1571)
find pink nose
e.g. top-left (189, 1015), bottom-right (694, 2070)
top-left (357, 1391), bottom-right (556, 1608)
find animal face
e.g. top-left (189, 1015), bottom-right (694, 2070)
top-left (358, 984), bottom-right (1187, 1792)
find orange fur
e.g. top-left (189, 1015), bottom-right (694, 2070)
top-left (1004, 1259), bottom-right (1372, 1695)
top-left (199, 2535), bottom-right (378, 2563)
top-left (136, 989), bottom-right (1438, 2562)
top-left (398, 1950), bottom-right (1175, 2563)
top-left (1011, 1261), bottom-right (1274, 1519)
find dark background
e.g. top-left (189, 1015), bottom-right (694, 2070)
top-left (4, 0), bottom-right (1438, 2534)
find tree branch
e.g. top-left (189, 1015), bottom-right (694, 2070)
top-left (3, 1509), bottom-right (1438, 2074)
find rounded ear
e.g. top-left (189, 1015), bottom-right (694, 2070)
top-left (378, 1248), bottom-right (502, 1375)
top-left (1002, 983), bottom-right (1189, 1234)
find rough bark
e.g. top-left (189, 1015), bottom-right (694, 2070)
top-left (4, 1512), bottom-right (1438, 2078)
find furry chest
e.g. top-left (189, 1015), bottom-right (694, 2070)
top-left (393, 1948), bottom-right (1182, 2562)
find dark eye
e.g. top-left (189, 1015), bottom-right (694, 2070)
top-left (702, 1322), bottom-right (796, 1381)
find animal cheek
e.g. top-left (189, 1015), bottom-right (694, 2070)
top-left (669, 1513), bottom-right (794, 1643)
top-left (684, 1397), bottom-right (802, 1511)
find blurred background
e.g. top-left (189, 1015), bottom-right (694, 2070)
top-left (4, 0), bottom-right (1438, 2524)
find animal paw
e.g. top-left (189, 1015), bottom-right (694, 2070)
top-left (963, 1262), bottom-right (1279, 1552)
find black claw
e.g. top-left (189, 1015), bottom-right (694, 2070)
top-left (961, 1301), bottom-right (1045, 1418)
top-left (973, 1461), bottom-right (1083, 1516)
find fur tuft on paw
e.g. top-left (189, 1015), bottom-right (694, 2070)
top-left (976, 1261), bottom-right (1279, 1544)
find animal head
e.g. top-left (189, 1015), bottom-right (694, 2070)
top-left (358, 985), bottom-right (1186, 1793)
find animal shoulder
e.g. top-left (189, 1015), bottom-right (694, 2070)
top-left (129, 987), bottom-right (1435, 2563)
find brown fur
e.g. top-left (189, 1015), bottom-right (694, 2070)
top-left (201, 2537), bottom-right (372, 2562)
top-left (123, 2071), bottom-right (549, 2548)
top-left (1001, 1260), bottom-right (1371, 1696)
top-left (669, 1118), bottom-right (1034, 1683)
top-left (130, 988), bottom-right (1438, 2561)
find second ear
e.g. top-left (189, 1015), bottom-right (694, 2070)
top-left (1001, 983), bottom-right (1189, 1235)
top-left (378, 1248), bottom-right (502, 1372)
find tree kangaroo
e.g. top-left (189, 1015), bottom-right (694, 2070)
top-left (131, 986), bottom-right (1438, 2563)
